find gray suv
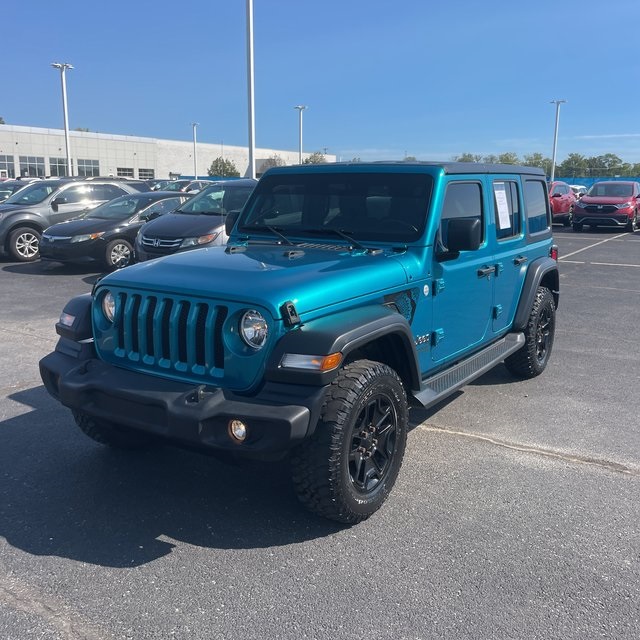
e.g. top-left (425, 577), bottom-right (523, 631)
top-left (0, 179), bottom-right (143, 261)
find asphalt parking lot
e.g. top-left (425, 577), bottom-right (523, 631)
top-left (1, 227), bottom-right (639, 640)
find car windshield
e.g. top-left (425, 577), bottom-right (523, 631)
top-left (175, 185), bottom-right (254, 215)
top-left (4, 182), bottom-right (58, 205)
top-left (238, 173), bottom-right (433, 243)
top-left (587, 183), bottom-right (633, 198)
top-left (162, 181), bottom-right (190, 191)
top-left (87, 195), bottom-right (157, 220)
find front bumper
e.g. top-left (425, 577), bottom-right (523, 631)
top-left (39, 237), bottom-right (103, 262)
top-left (40, 347), bottom-right (326, 459)
top-left (573, 212), bottom-right (630, 227)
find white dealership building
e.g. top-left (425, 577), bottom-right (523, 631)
top-left (0, 124), bottom-right (332, 180)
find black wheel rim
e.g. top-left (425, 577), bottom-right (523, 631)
top-left (536, 305), bottom-right (553, 363)
top-left (348, 393), bottom-right (398, 494)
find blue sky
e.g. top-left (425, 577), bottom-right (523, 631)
top-left (3, 0), bottom-right (640, 162)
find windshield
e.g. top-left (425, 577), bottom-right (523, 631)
top-left (162, 180), bottom-right (190, 191)
top-left (87, 195), bottom-right (156, 220)
top-left (587, 183), bottom-right (634, 198)
top-left (238, 173), bottom-right (433, 243)
top-left (176, 185), bottom-right (254, 215)
top-left (4, 182), bottom-right (58, 205)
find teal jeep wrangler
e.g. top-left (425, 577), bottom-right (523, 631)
top-left (40, 162), bottom-right (559, 524)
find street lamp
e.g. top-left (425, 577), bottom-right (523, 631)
top-left (51, 62), bottom-right (74, 176)
top-left (550, 99), bottom-right (566, 182)
top-left (192, 122), bottom-right (199, 179)
top-left (246, 0), bottom-right (256, 179)
top-left (294, 105), bottom-right (307, 164)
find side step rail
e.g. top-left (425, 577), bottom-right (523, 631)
top-left (413, 333), bottom-right (525, 408)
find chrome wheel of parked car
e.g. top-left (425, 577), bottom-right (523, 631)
top-left (9, 227), bottom-right (41, 262)
top-left (106, 239), bottom-right (133, 269)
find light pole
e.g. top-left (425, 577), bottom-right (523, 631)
top-left (550, 99), bottom-right (566, 182)
top-left (294, 105), bottom-right (307, 164)
top-left (51, 62), bottom-right (74, 176)
top-left (192, 122), bottom-right (199, 179)
top-left (246, 0), bottom-right (256, 179)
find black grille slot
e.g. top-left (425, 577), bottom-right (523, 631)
top-left (107, 290), bottom-right (228, 377)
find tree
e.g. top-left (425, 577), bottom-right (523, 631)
top-left (554, 153), bottom-right (585, 178)
top-left (454, 153), bottom-right (482, 163)
top-left (403, 155), bottom-right (417, 162)
top-left (523, 153), bottom-right (553, 176)
top-left (497, 152), bottom-right (519, 165)
top-left (0, 116), bottom-right (5, 125)
top-left (482, 154), bottom-right (498, 164)
top-left (208, 157), bottom-right (240, 177)
top-left (303, 151), bottom-right (327, 164)
top-left (260, 154), bottom-right (285, 172)
top-left (74, 127), bottom-right (89, 132)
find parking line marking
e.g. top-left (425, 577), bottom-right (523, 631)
top-left (560, 260), bottom-right (585, 264)
top-left (560, 232), bottom-right (628, 260)
top-left (590, 262), bottom-right (640, 268)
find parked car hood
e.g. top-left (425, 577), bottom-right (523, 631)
top-left (579, 195), bottom-right (633, 205)
top-left (139, 213), bottom-right (225, 237)
top-left (100, 243), bottom-right (411, 319)
top-left (45, 217), bottom-right (129, 236)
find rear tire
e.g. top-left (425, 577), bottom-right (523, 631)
top-left (505, 287), bottom-right (556, 379)
top-left (72, 410), bottom-right (155, 450)
top-left (8, 227), bottom-right (41, 261)
top-left (290, 360), bottom-right (408, 524)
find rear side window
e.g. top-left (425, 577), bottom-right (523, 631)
top-left (524, 180), bottom-right (550, 234)
top-left (493, 181), bottom-right (520, 240)
top-left (92, 184), bottom-right (127, 201)
top-left (439, 182), bottom-right (483, 250)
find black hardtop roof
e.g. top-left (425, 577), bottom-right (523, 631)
top-left (268, 161), bottom-right (545, 177)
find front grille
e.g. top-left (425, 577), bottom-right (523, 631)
top-left (110, 292), bottom-right (227, 376)
top-left (583, 205), bottom-right (617, 214)
top-left (141, 235), bottom-right (183, 255)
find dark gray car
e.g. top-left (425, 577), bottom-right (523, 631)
top-left (0, 179), bottom-right (143, 261)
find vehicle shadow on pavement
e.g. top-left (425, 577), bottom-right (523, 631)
top-left (2, 260), bottom-right (104, 279)
top-left (1, 385), bottom-right (343, 568)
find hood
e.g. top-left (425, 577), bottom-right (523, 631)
top-left (45, 217), bottom-right (126, 236)
top-left (140, 213), bottom-right (225, 238)
top-left (0, 203), bottom-right (31, 214)
top-left (579, 195), bottom-right (633, 205)
top-left (100, 243), bottom-right (410, 319)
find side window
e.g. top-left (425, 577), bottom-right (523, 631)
top-left (439, 182), bottom-right (483, 250)
top-left (493, 181), bottom-right (520, 240)
top-left (147, 198), bottom-right (182, 216)
top-left (524, 180), bottom-right (550, 234)
top-left (59, 184), bottom-right (93, 204)
top-left (92, 184), bottom-right (127, 201)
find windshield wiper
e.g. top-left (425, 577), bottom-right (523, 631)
top-left (300, 227), bottom-right (371, 253)
top-left (245, 224), bottom-right (295, 245)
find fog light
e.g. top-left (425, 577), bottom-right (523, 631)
top-left (228, 419), bottom-right (248, 443)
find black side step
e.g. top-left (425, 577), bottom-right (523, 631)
top-left (413, 333), bottom-right (525, 408)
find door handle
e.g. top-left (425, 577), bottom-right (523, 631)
top-left (477, 266), bottom-right (495, 278)
top-left (514, 256), bottom-right (528, 265)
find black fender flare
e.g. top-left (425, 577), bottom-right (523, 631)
top-left (55, 293), bottom-right (93, 341)
top-left (513, 257), bottom-right (559, 330)
top-left (266, 304), bottom-right (421, 391)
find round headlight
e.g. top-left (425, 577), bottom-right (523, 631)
top-left (102, 291), bottom-right (115, 322)
top-left (239, 310), bottom-right (268, 350)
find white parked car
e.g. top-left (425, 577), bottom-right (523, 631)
top-left (570, 184), bottom-right (587, 198)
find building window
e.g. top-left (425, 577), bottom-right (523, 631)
top-left (138, 168), bottom-right (155, 180)
top-left (117, 167), bottom-right (134, 178)
top-left (0, 155), bottom-right (16, 178)
top-left (19, 156), bottom-right (45, 177)
top-left (49, 157), bottom-right (71, 177)
top-left (77, 159), bottom-right (100, 177)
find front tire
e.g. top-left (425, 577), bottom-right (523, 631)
top-left (291, 360), bottom-right (408, 524)
top-left (626, 213), bottom-right (638, 233)
top-left (105, 239), bottom-right (133, 269)
top-left (8, 227), bottom-right (41, 261)
top-left (505, 287), bottom-right (556, 379)
top-left (72, 410), bottom-right (155, 449)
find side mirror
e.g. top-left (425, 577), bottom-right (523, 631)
top-left (225, 210), bottom-right (240, 235)
top-left (445, 218), bottom-right (482, 253)
top-left (141, 210), bottom-right (161, 221)
top-left (51, 196), bottom-right (66, 211)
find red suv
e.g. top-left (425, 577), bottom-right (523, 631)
top-left (572, 181), bottom-right (640, 232)
top-left (548, 180), bottom-right (577, 226)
